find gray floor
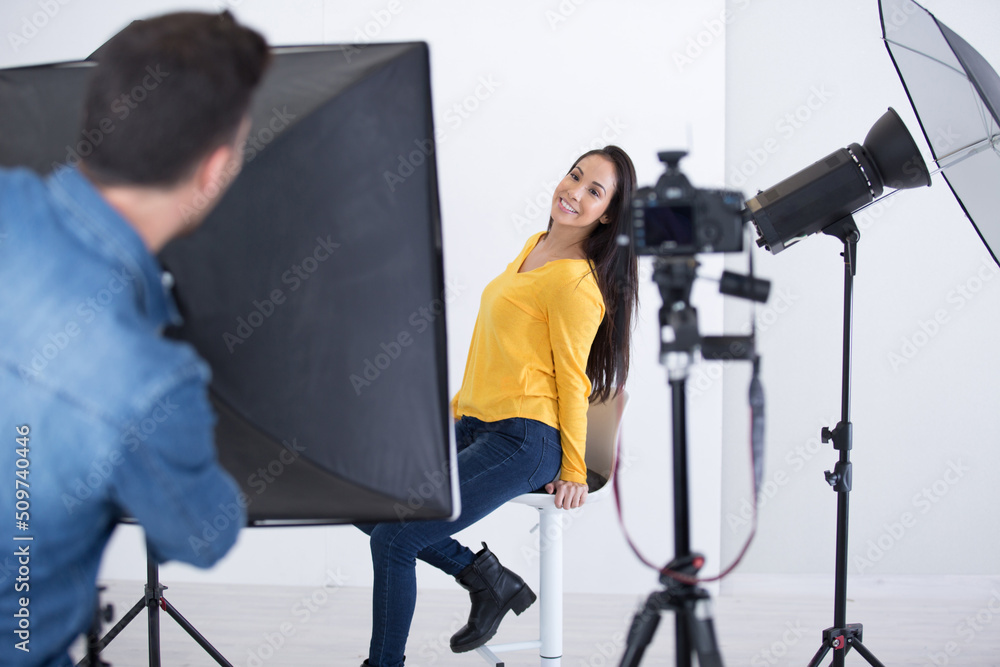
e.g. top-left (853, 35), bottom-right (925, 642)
top-left (73, 575), bottom-right (1000, 666)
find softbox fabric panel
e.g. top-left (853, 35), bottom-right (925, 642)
top-left (0, 63), bottom-right (93, 173)
top-left (163, 43), bottom-right (455, 523)
top-left (0, 43), bottom-right (457, 524)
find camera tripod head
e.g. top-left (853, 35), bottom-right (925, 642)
top-left (653, 258), bottom-right (764, 374)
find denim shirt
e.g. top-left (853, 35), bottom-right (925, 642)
top-left (0, 166), bottom-right (245, 666)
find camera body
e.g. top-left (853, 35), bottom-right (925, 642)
top-left (631, 151), bottom-right (745, 256)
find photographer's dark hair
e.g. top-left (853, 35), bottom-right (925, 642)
top-left (553, 145), bottom-right (639, 403)
top-left (80, 11), bottom-right (270, 187)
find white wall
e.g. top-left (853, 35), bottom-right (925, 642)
top-left (0, 0), bottom-right (731, 596)
top-left (722, 0), bottom-right (1000, 580)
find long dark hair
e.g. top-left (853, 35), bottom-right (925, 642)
top-left (550, 145), bottom-right (639, 403)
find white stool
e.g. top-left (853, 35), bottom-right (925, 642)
top-left (476, 391), bottom-right (629, 666)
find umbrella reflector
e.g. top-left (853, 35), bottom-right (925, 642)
top-left (881, 0), bottom-right (1000, 267)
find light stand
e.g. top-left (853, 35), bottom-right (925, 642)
top-left (80, 588), bottom-right (112, 666)
top-left (619, 258), bottom-right (759, 667)
top-left (78, 541), bottom-right (234, 667)
top-left (742, 107), bottom-right (930, 665)
top-left (805, 217), bottom-right (885, 667)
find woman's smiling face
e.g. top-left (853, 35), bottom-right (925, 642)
top-left (550, 154), bottom-right (617, 230)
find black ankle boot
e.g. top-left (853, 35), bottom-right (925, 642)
top-left (450, 542), bottom-right (536, 653)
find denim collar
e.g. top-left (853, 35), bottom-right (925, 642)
top-left (45, 165), bottom-right (181, 330)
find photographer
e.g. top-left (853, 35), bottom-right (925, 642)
top-left (0, 12), bottom-right (269, 665)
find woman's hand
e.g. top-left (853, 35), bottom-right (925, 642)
top-left (544, 479), bottom-right (588, 509)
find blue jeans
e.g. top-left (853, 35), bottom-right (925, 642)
top-left (357, 416), bottom-right (562, 667)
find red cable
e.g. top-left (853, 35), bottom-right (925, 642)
top-left (611, 406), bottom-right (758, 585)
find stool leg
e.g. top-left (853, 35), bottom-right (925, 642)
top-left (538, 507), bottom-right (563, 666)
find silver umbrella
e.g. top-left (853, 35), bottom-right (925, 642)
top-left (880, 0), bottom-right (1000, 266)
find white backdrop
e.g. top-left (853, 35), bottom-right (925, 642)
top-left (0, 0), bottom-right (730, 596)
top-left (2, 0), bottom-right (996, 600)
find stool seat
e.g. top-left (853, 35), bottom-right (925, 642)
top-left (476, 391), bottom-right (629, 667)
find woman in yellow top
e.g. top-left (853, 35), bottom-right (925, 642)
top-left (359, 145), bottom-right (639, 667)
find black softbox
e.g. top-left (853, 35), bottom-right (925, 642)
top-left (0, 43), bottom-right (458, 524)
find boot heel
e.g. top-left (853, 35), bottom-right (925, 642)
top-left (510, 585), bottom-right (536, 615)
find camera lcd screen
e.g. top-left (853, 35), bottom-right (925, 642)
top-left (643, 204), bottom-right (694, 248)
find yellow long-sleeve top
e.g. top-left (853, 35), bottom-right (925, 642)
top-left (450, 232), bottom-right (606, 484)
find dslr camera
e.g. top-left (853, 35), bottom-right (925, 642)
top-left (631, 151), bottom-right (745, 256)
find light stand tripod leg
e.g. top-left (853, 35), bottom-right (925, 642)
top-left (619, 594), bottom-right (664, 667)
top-left (687, 598), bottom-right (724, 667)
top-left (806, 641), bottom-right (831, 667)
top-left (82, 597), bottom-right (143, 659)
top-left (81, 590), bottom-right (113, 667)
top-left (848, 636), bottom-right (886, 667)
top-left (160, 597), bottom-right (234, 666)
top-left (808, 625), bottom-right (885, 667)
top-left (76, 540), bottom-right (234, 666)
top-left (618, 580), bottom-right (726, 667)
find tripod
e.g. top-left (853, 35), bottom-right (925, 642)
top-left (79, 587), bottom-right (113, 666)
top-left (806, 217), bottom-right (884, 667)
top-left (620, 258), bottom-right (758, 667)
top-left (78, 541), bottom-right (234, 667)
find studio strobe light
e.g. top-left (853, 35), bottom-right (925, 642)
top-left (746, 107), bottom-right (931, 254)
